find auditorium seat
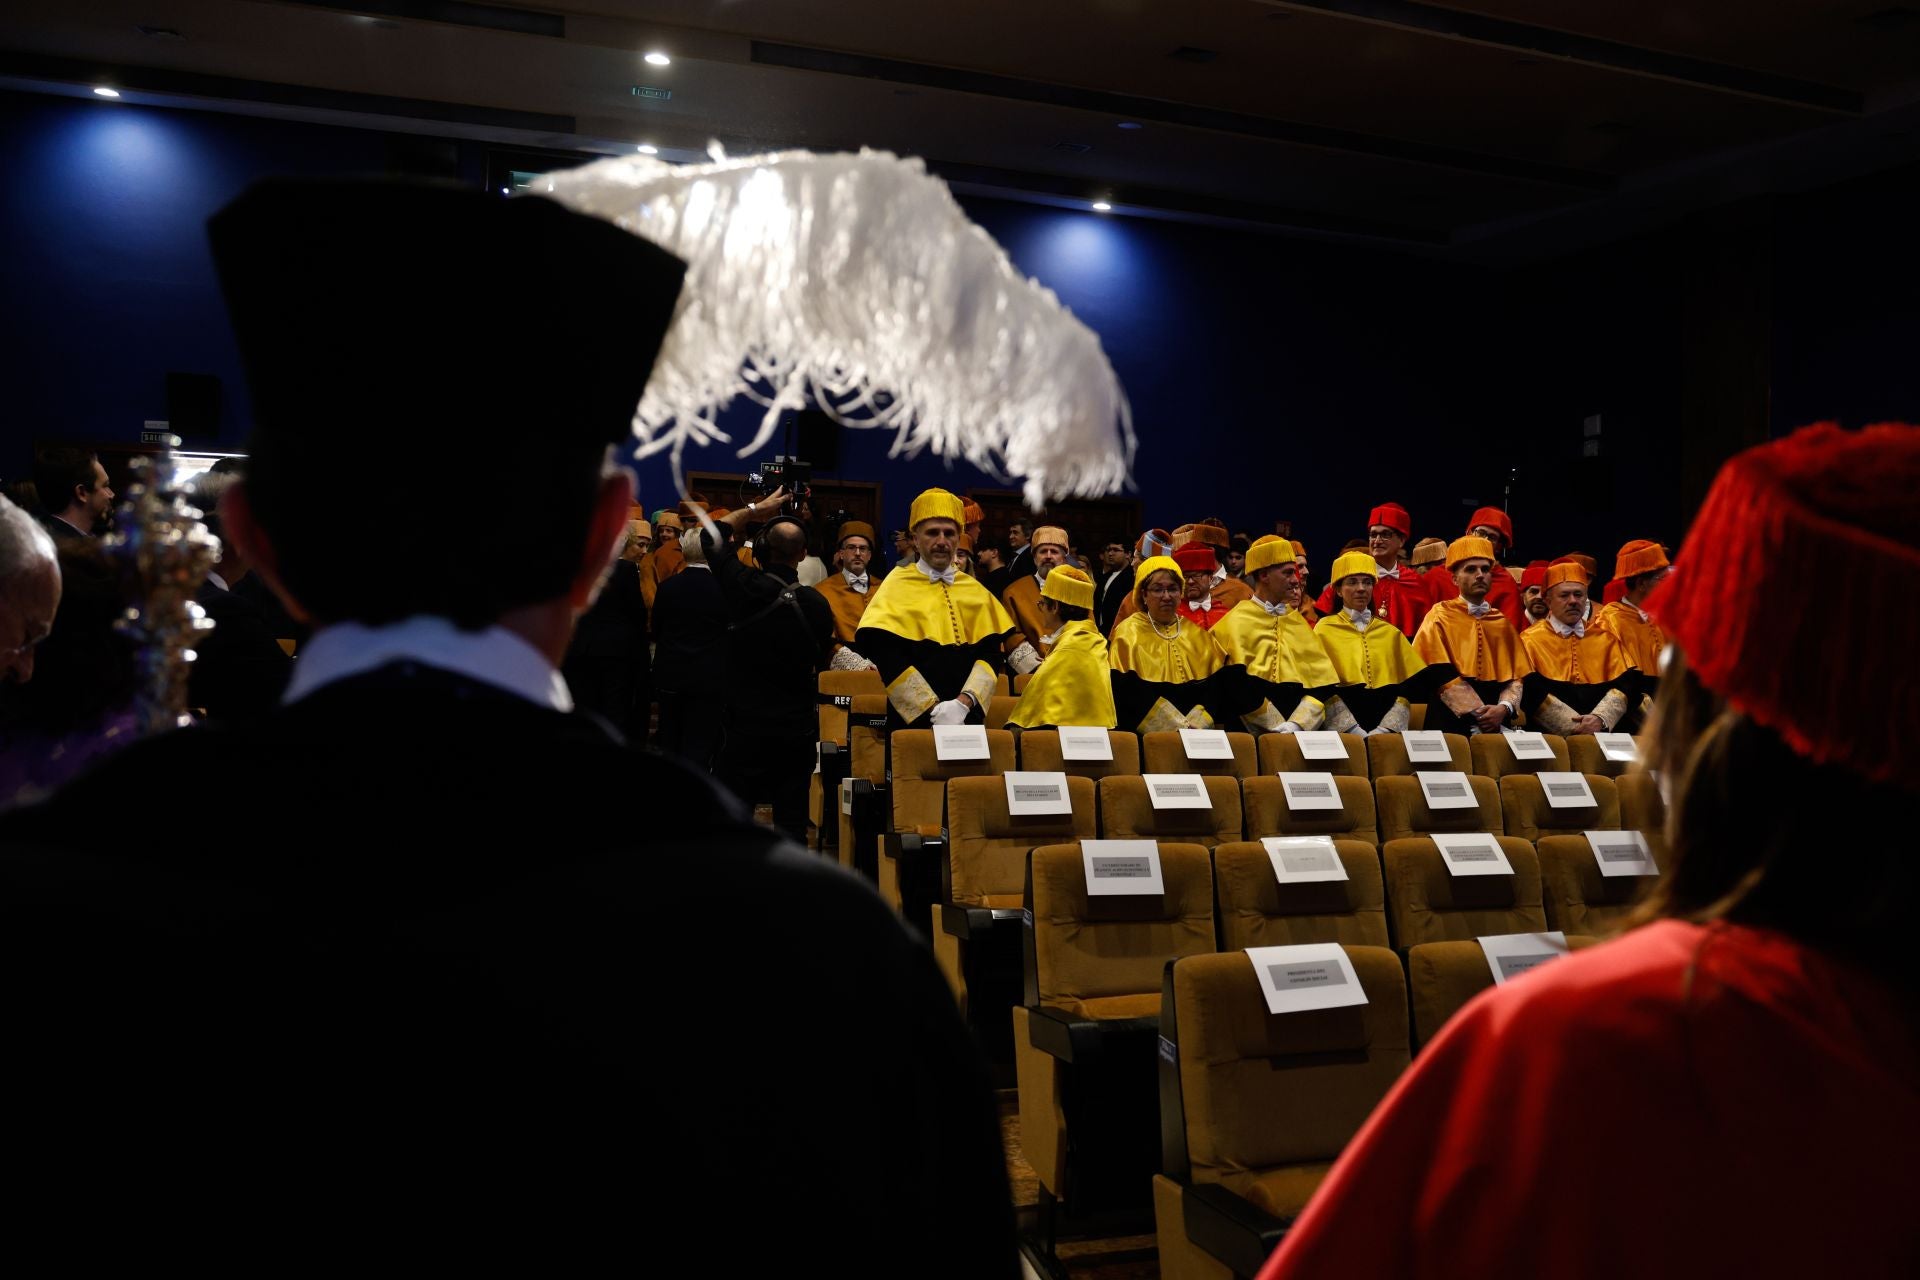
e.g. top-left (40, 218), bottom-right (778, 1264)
top-left (1381, 836), bottom-right (1546, 949)
top-left (1098, 775), bottom-right (1244, 848)
top-left (1406, 936), bottom-right (1600, 1050)
top-left (1468, 732), bottom-right (1571, 780)
top-left (1407, 703), bottom-right (1427, 731)
top-left (1498, 773), bottom-right (1620, 842)
top-left (812, 671), bottom-right (885, 849)
top-left (985, 695), bottom-right (1020, 731)
top-left (1012, 672), bottom-right (1033, 695)
top-left (879, 729), bottom-right (1015, 922)
top-left (994, 673), bottom-right (1011, 697)
top-left (1153, 947), bottom-right (1409, 1280)
top-left (1257, 732), bottom-right (1369, 778)
top-left (1365, 731), bottom-right (1470, 777)
top-left (1373, 774), bottom-right (1503, 844)
top-left (936, 775), bottom-right (1097, 1060)
top-left (1566, 734), bottom-right (1640, 779)
top-left (1241, 775), bottom-right (1379, 846)
top-left (1616, 769), bottom-right (1667, 853)
top-left (835, 693), bottom-right (892, 876)
top-left (1536, 834), bottom-right (1664, 937)
top-left (1211, 841), bottom-right (1388, 950)
top-left (1142, 730), bottom-right (1259, 780)
top-left (1017, 728), bottom-right (1143, 782)
top-left (1015, 841), bottom-right (1215, 1249)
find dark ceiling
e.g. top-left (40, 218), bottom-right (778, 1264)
top-left (5, 0), bottom-right (1919, 260)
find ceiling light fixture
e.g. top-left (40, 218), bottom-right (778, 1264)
top-left (92, 86), bottom-right (121, 98)
top-left (637, 144), bottom-right (658, 155)
top-left (644, 51), bottom-right (671, 66)
top-left (1092, 201), bottom-right (1112, 213)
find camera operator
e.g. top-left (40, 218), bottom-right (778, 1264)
top-left (703, 487), bottom-right (835, 842)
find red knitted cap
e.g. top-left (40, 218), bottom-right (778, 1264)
top-left (1647, 421), bottom-right (1920, 789)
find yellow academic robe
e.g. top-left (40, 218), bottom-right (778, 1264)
top-left (1315, 610), bottom-right (1427, 688)
top-left (1210, 598), bottom-right (1340, 731)
top-left (1109, 610), bottom-right (1226, 682)
top-left (1007, 620), bottom-right (1117, 729)
top-left (855, 565), bottom-right (1016, 726)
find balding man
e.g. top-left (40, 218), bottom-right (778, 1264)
top-left (0, 495), bottom-right (60, 685)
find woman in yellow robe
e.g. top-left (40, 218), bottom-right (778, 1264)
top-left (1007, 567), bottom-right (1117, 728)
top-left (1107, 556), bottom-right (1246, 732)
top-left (1313, 551), bottom-right (1429, 734)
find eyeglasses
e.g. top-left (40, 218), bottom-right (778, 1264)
top-left (1143, 583), bottom-right (1182, 597)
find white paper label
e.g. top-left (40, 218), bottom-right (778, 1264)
top-left (1479, 931), bottom-right (1569, 984)
top-left (1596, 733), bottom-right (1639, 763)
top-left (1279, 771), bottom-right (1344, 811)
top-left (1263, 836), bottom-right (1348, 884)
top-left (1538, 771), bottom-right (1596, 809)
top-left (1057, 726), bottom-right (1114, 762)
top-left (1433, 832), bottom-right (1514, 877)
top-left (1082, 839), bottom-right (1165, 896)
top-left (932, 724), bottom-right (990, 761)
top-left (1246, 943), bottom-right (1369, 1015)
top-left (1586, 829), bottom-right (1658, 877)
top-left (1004, 770), bottom-right (1072, 816)
top-left (1179, 727), bottom-right (1233, 760)
top-left (1503, 729), bottom-right (1555, 761)
top-left (1144, 773), bottom-right (1213, 810)
top-left (1297, 731), bottom-right (1349, 761)
top-left (839, 776), bottom-right (855, 816)
top-left (1418, 771), bottom-right (1479, 810)
top-left (1403, 730), bottom-right (1450, 762)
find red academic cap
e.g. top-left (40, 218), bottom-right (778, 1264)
top-left (1368, 503), bottom-right (1411, 538)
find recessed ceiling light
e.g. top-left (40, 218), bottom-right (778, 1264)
top-left (637, 144), bottom-right (658, 155)
top-left (92, 86), bottom-right (120, 98)
top-left (1117, 121), bottom-right (1143, 130)
top-left (1092, 201), bottom-right (1112, 212)
top-left (500, 187), bottom-right (510, 195)
top-left (644, 51), bottom-right (671, 66)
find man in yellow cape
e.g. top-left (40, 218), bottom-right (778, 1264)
top-left (1007, 565), bottom-right (1116, 728)
top-left (1313, 550), bottom-right (1429, 734)
top-left (1210, 535), bottom-right (1340, 732)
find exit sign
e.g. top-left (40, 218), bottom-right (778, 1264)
top-left (631, 85), bottom-right (671, 101)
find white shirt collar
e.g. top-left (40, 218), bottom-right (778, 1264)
top-left (1034, 570), bottom-right (1048, 590)
top-left (283, 616), bottom-right (573, 712)
top-left (1345, 606), bottom-right (1372, 628)
top-left (206, 571), bottom-right (230, 593)
top-left (1548, 615), bottom-right (1585, 638)
top-left (1211, 563), bottom-right (1228, 584)
top-left (915, 558), bottom-right (956, 587)
top-left (1257, 596), bottom-right (1290, 617)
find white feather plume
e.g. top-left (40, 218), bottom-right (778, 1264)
top-left (536, 147), bottom-right (1134, 507)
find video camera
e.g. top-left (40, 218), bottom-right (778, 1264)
top-left (746, 456), bottom-right (813, 506)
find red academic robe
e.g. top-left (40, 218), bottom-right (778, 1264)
top-left (1425, 562), bottom-right (1524, 630)
top-left (1257, 920), bottom-right (1920, 1280)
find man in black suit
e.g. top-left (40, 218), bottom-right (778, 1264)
top-left (31, 445), bottom-right (114, 542)
top-left (185, 467), bottom-right (292, 721)
top-left (1093, 538), bottom-right (1134, 634)
top-left (0, 179), bottom-right (1016, 1274)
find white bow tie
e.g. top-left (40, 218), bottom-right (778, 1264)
top-left (915, 561), bottom-right (956, 587)
top-left (1378, 565), bottom-right (1399, 579)
top-left (845, 572), bottom-right (869, 594)
top-left (1258, 598), bottom-right (1290, 617)
top-left (1346, 608), bottom-right (1372, 628)
top-left (1467, 601), bottom-right (1492, 618)
top-left (1549, 616), bottom-right (1585, 638)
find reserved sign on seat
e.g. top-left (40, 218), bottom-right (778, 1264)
top-left (1538, 771), bottom-right (1597, 809)
top-left (1586, 829), bottom-right (1658, 876)
top-left (1403, 730), bottom-right (1450, 764)
top-left (1479, 931), bottom-right (1569, 984)
top-left (1296, 731), bottom-right (1349, 761)
top-left (1595, 732), bottom-right (1639, 762)
top-left (1058, 725), bottom-right (1114, 761)
top-left (933, 724), bottom-right (990, 761)
top-left (1246, 943), bottom-right (1368, 1015)
top-left (1263, 835), bottom-right (1348, 883)
top-left (1005, 771), bottom-right (1072, 816)
top-left (1144, 774), bottom-right (1212, 810)
top-left (1432, 832), bottom-right (1513, 876)
top-left (1179, 727), bottom-right (1233, 760)
top-left (1418, 771), bottom-right (1478, 810)
top-left (1279, 771), bottom-right (1343, 811)
top-left (1082, 839), bottom-right (1164, 896)
top-left (1502, 729), bottom-right (1555, 761)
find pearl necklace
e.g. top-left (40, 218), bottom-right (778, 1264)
top-left (1150, 616), bottom-right (1182, 641)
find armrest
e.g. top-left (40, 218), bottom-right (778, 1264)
top-left (881, 831), bottom-right (946, 862)
top-left (1025, 1005), bottom-right (1160, 1064)
top-left (1182, 1181), bottom-right (1291, 1278)
top-left (848, 780), bottom-right (887, 881)
top-left (939, 903), bottom-right (1022, 940)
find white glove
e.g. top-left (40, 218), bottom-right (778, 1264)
top-left (929, 699), bottom-right (971, 726)
top-left (1275, 722), bottom-right (1300, 734)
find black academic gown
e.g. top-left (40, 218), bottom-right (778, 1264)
top-left (0, 662), bottom-right (1017, 1274)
